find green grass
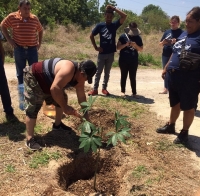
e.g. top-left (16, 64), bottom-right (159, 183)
top-left (34, 124), bottom-right (43, 134)
top-left (139, 53), bottom-right (161, 67)
top-left (5, 164), bottom-right (16, 173)
top-left (155, 140), bottom-right (181, 151)
top-left (29, 151), bottom-right (62, 169)
top-left (132, 165), bottom-right (149, 179)
top-left (5, 56), bottom-right (15, 63)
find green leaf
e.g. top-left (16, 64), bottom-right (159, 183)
top-left (93, 137), bottom-right (102, 146)
top-left (83, 139), bottom-right (91, 153)
top-left (79, 132), bottom-right (90, 138)
top-left (106, 131), bottom-right (115, 136)
top-left (115, 111), bottom-right (119, 120)
top-left (91, 140), bottom-right (98, 152)
top-left (84, 121), bottom-right (92, 133)
top-left (107, 137), bottom-right (112, 146)
top-left (79, 139), bottom-right (88, 148)
top-left (111, 134), bottom-right (117, 146)
top-left (116, 120), bottom-right (121, 131)
top-left (80, 102), bottom-right (89, 107)
top-left (117, 133), bottom-right (126, 144)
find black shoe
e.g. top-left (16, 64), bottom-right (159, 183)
top-left (156, 123), bottom-right (175, 134)
top-left (173, 130), bottom-right (188, 144)
top-left (26, 138), bottom-right (42, 151)
top-left (52, 122), bottom-right (72, 131)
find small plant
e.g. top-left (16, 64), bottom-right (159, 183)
top-left (5, 164), bottom-right (15, 173)
top-left (132, 165), bottom-right (149, 179)
top-left (78, 96), bottom-right (131, 191)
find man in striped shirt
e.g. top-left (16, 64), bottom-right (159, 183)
top-left (1, 0), bottom-right (43, 110)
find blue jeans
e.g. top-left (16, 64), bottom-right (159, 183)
top-left (93, 53), bottom-right (114, 90)
top-left (0, 57), bottom-right (13, 114)
top-left (14, 46), bottom-right (38, 84)
top-left (162, 55), bottom-right (170, 89)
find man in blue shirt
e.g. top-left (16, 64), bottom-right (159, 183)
top-left (88, 5), bottom-right (127, 96)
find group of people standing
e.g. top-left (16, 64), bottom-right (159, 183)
top-left (157, 7), bottom-right (200, 145)
top-left (0, 0), bottom-right (200, 150)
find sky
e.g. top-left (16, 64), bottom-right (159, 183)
top-left (99, 0), bottom-right (199, 21)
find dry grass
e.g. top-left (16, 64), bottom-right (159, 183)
top-left (3, 25), bottom-right (163, 64)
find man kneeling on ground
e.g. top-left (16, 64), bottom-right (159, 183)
top-left (24, 58), bottom-right (97, 150)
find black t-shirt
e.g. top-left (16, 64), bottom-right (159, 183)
top-left (92, 20), bottom-right (121, 54)
top-left (118, 33), bottom-right (143, 62)
top-left (160, 28), bottom-right (183, 57)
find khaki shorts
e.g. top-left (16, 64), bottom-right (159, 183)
top-left (23, 65), bottom-right (67, 118)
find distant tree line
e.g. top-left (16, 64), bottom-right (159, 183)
top-left (0, 0), bottom-right (185, 33)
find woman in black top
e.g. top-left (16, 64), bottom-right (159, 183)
top-left (117, 22), bottom-right (143, 98)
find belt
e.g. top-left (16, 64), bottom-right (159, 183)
top-left (167, 69), bottom-right (178, 74)
top-left (16, 44), bottom-right (37, 49)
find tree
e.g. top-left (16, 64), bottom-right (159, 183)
top-left (141, 4), bottom-right (169, 32)
top-left (87, 0), bottom-right (100, 24)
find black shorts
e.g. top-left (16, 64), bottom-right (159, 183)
top-left (168, 70), bottom-right (200, 111)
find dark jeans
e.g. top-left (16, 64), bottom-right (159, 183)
top-left (0, 58), bottom-right (13, 114)
top-left (14, 46), bottom-right (38, 84)
top-left (119, 59), bottom-right (138, 95)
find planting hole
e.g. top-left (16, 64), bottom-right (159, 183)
top-left (57, 153), bottom-right (103, 190)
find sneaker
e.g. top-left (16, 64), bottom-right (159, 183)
top-left (88, 89), bottom-right (98, 96)
top-left (26, 138), bottom-right (42, 151)
top-left (52, 122), bottom-right (72, 131)
top-left (156, 122), bottom-right (175, 134)
top-left (173, 130), bottom-right (188, 144)
top-left (102, 89), bottom-right (110, 96)
top-left (120, 92), bottom-right (126, 98)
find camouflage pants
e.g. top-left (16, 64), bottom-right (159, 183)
top-left (23, 65), bottom-right (67, 119)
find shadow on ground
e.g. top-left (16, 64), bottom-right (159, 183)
top-left (195, 110), bottom-right (200, 118)
top-left (97, 94), bottom-right (154, 104)
top-left (40, 128), bottom-right (80, 151)
top-left (187, 135), bottom-right (200, 157)
top-left (0, 114), bottom-right (26, 141)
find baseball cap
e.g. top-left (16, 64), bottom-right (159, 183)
top-left (80, 60), bottom-right (97, 84)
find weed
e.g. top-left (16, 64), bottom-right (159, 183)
top-left (139, 53), bottom-right (161, 66)
top-left (34, 124), bottom-right (43, 134)
top-left (29, 151), bottom-right (62, 169)
top-left (132, 165), bottom-right (149, 179)
top-left (5, 164), bottom-right (16, 173)
top-left (112, 60), bottom-right (119, 67)
top-left (156, 140), bottom-right (177, 151)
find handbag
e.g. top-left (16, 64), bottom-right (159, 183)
top-left (179, 37), bottom-right (200, 71)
